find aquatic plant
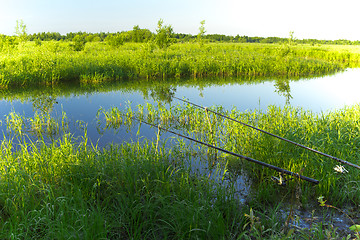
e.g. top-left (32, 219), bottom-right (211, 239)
top-left (4, 108), bottom-right (68, 139)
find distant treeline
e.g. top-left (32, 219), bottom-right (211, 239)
top-left (2, 25), bottom-right (360, 45)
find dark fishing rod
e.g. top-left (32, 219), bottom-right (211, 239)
top-left (134, 116), bottom-right (319, 185)
top-left (173, 96), bottom-right (360, 170)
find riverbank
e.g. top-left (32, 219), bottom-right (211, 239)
top-left (2, 42), bottom-right (360, 89)
top-left (2, 104), bottom-right (360, 239)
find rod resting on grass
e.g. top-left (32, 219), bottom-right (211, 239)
top-left (174, 96), bottom-right (360, 171)
top-left (134, 116), bottom-right (319, 185)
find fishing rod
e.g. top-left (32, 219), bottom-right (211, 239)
top-left (173, 96), bottom-right (360, 170)
top-left (133, 116), bottom-right (319, 185)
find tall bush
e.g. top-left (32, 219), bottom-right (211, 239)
top-left (155, 19), bottom-right (173, 49)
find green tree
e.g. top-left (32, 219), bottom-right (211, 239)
top-left (85, 34), bottom-right (95, 42)
top-left (132, 25), bottom-right (141, 42)
top-left (105, 34), bottom-right (124, 48)
top-left (197, 20), bottom-right (206, 46)
top-left (35, 38), bottom-right (42, 46)
top-left (288, 31), bottom-right (296, 45)
top-left (155, 19), bottom-right (173, 49)
top-left (131, 27), bottom-right (153, 43)
top-left (15, 19), bottom-right (28, 42)
top-left (71, 35), bottom-right (86, 51)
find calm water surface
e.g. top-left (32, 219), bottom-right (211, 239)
top-left (1, 68), bottom-right (360, 146)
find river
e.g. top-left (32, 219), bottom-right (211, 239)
top-left (1, 68), bottom-right (360, 146)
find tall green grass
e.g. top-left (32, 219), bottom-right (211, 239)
top-left (5, 109), bottom-right (67, 139)
top-left (100, 103), bottom-right (360, 206)
top-left (2, 108), bottom-right (358, 239)
top-left (0, 111), bottom-right (245, 239)
top-left (1, 42), bottom-right (359, 88)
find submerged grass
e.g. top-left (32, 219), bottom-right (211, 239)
top-left (5, 109), bottom-right (68, 139)
top-left (1, 42), bottom-right (360, 88)
top-left (100, 102), bottom-right (360, 207)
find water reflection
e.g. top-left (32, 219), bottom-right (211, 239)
top-left (274, 79), bottom-right (292, 104)
top-left (31, 95), bottom-right (58, 115)
top-left (0, 73), bottom-right (318, 114)
top-left (0, 74), bottom-right (287, 104)
top-left (142, 84), bottom-right (177, 104)
top-left (1, 69), bottom-right (360, 147)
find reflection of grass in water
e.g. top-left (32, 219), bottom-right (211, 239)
top-left (29, 111), bottom-right (58, 136)
top-left (100, 103), bottom-right (360, 206)
top-left (0, 71), bottom-right (333, 104)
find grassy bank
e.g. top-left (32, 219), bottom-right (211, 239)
top-left (2, 42), bottom-right (360, 88)
top-left (0, 113), bottom-right (244, 239)
top-left (1, 108), bottom-right (360, 239)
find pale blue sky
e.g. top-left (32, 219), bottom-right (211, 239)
top-left (0, 0), bottom-right (359, 40)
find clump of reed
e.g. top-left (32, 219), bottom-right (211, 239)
top-left (2, 42), bottom-right (359, 88)
top-left (5, 110), bottom-right (67, 138)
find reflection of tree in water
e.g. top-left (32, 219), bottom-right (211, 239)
top-left (142, 84), bottom-right (177, 104)
top-left (31, 94), bottom-right (58, 116)
top-left (274, 79), bottom-right (292, 105)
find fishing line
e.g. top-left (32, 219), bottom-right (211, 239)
top-left (173, 96), bottom-right (360, 170)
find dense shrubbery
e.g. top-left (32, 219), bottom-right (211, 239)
top-left (105, 34), bottom-right (124, 48)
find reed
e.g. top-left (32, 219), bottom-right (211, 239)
top-left (5, 111), bottom-right (25, 136)
top-left (1, 42), bottom-right (359, 88)
top-left (5, 109), bottom-right (68, 139)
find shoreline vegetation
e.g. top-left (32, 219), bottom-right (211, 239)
top-left (1, 41), bottom-right (360, 89)
top-left (1, 104), bottom-right (360, 238)
top-left (1, 20), bottom-right (359, 89)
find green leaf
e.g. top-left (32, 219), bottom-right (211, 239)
top-left (349, 225), bottom-right (360, 232)
top-left (286, 228), bottom-right (295, 237)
